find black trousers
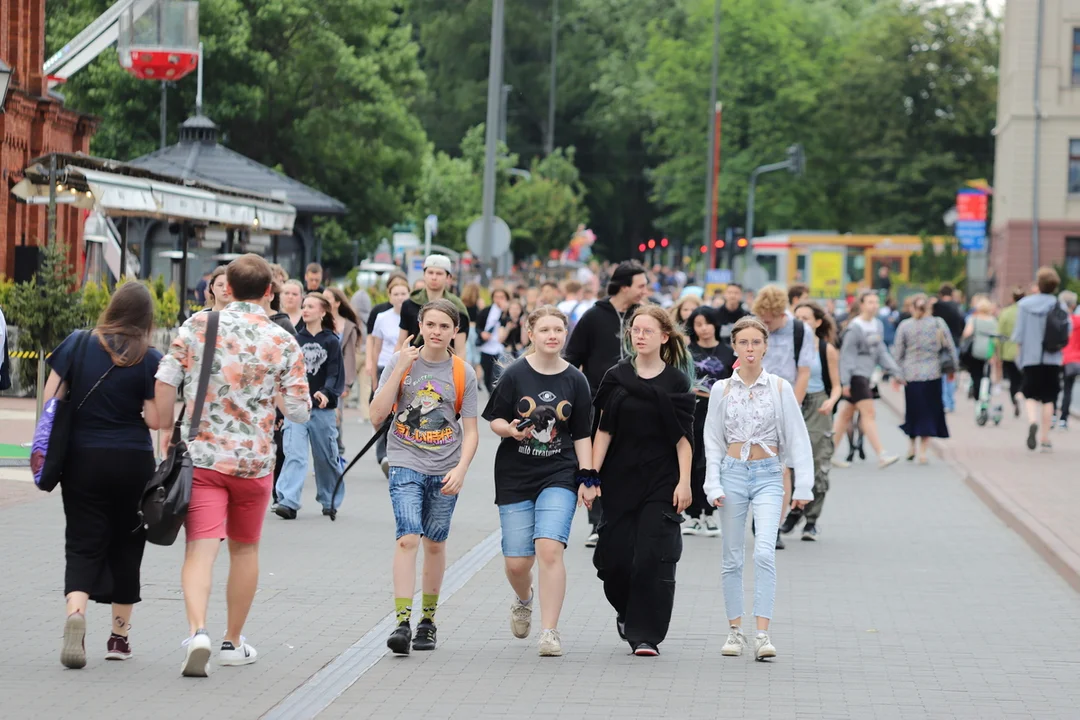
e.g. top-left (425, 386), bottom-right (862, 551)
top-left (273, 420), bottom-right (286, 503)
top-left (593, 501), bottom-right (683, 647)
top-left (480, 352), bottom-right (500, 393)
top-left (61, 447), bottom-right (154, 604)
top-left (1062, 372), bottom-right (1076, 421)
top-left (686, 464), bottom-right (714, 518)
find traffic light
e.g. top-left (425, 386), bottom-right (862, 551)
top-left (660, 237), bottom-right (669, 248)
top-left (786, 143), bottom-right (805, 176)
top-left (700, 244), bottom-right (708, 254)
top-left (638, 243), bottom-right (647, 253)
top-left (648, 238), bottom-right (656, 249)
top-left (737, 237), bottom-right (749, 249)
top-left (714, 239), bottom-right (725, 249)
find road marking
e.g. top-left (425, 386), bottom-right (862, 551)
top-left (262, 529), bottom-right (502, 720)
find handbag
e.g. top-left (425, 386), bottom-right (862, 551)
top-left (31, 331), bottom-right (114, 492)
top-left (936, 322), bottom-right (957, 376)
top-left (141, 312), bottom-right (219, 546)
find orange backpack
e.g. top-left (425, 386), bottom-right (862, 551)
top-left (393, 353), bottom-right (468, 417)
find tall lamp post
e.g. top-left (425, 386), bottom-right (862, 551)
top-left (700, 0), bottom-right (721, 283)
top-left (480, 0), bottom-right (506, 271)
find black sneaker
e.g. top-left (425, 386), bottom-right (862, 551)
top-left (801, 524), bottom-right (818, 541)
top-left (386, 621), bottom-right (412, 655)
top-left (780, 512), bottom-right (801, 535)
top-left (274, 505), bottom-right (297, 520)
top-left (616, 616), bottom-right (627, 641)
top-left (775, 530), bottom-right (786, 550)
top-left (412, 619), bottom-right (437, 651)
top-left (633, 643), bottom-right (659, 657)
top-left (1026, 422), bottom-right (1038, 451)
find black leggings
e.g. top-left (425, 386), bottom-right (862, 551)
top-left (61, 447), bottom-right (154, 604)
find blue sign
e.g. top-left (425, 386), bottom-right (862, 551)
top-left (955, 220), bottom-right (986, 251)
top-left (705, 269), bottom-right (733, 285)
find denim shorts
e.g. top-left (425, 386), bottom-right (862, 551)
top-left (498, 486), bottom-right (578, 557)
top-left (388, 466), bottom-right (459, 542)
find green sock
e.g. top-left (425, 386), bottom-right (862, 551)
top-left (421, 593), bottom-right (439, 623)
top-left (394, 598), bottom-right (412, 624)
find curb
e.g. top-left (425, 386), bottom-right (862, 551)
top-left (878, 391), bottom-right (1080, 595)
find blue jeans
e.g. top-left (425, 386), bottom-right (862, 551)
top-left (277, 409), bottom-right (342, 511)
top-left (388, 466), bottom-right (458, 542)
top-left (719, 456), bottom-right (784, 621)
top-left (942, 375), bottom-right (956, 412)
top-left (498, 487), bottom-right (578, 556)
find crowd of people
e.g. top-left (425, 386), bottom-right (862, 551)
top-left (31, 249), bottom-right (1080, 676)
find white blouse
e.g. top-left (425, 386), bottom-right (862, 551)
top-left (724, 371), bottom-right (780, 460)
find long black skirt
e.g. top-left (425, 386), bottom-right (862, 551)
top-left (900, 379), bottom-right (950, 439)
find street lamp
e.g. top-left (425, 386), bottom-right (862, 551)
top-left (0, 59), bottom-right (13, 112)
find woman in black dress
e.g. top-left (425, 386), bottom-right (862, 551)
top-left (592, 304), bottom-right (696, 657)
top-left (683, 306), bottom-right (735, 537)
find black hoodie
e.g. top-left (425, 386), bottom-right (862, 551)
top-left (295, 326), bottom-right (345, 410)
top-left (564, 298), bottom-right (638, 394)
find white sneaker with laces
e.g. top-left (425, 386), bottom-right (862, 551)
top-left (703, 515), bottom-right (721, 537)
top-left (682, 518), bottom-right (703, 536)
top-left (538, 629), bottom-right (563, 657)
top-left (878, 454), bottom-right (899, 469)
top-left (585, 532), bottom-right (599, 548)
top-left (181, 630), bottom-right (212, 677)
top-left (218, 637), bottom-right (258, 666)
top-left (754, 632), bottom-right (776, 660)
top-left (510, 597), bottom-right (533, 639)
top-left (721, 627), bottom-right (745, 657)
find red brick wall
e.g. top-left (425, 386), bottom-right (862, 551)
top-left (990, 220), bottom-right (1070, 301)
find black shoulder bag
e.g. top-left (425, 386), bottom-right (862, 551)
top-left (141, 312), bottom-right (219, 546)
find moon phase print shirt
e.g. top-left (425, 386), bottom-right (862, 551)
top-left (482, 357), bottom-right (593, 505)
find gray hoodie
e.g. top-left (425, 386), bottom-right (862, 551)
top-left (1011, 293), bottom-right (1064, 368)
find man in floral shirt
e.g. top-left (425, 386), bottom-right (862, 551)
top-left (156, 254), bottom-right (310, 677)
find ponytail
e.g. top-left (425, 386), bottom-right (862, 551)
top-left (306, 293), bottom-right (335, 333)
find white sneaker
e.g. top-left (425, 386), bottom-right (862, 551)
top-left (510, 597), bottom-right (533, 639)
top-left (703, 515), bottom-right (721, 537)
top-left (878, 454), bottom-right (899, 469)
top-left (218, 637), bottom-right (258, 666)
top-left (585, 532), bottom-right (599, 548)
top-left (682, 518), bottom-right (703, 536)
top-left (721, 626), bottom-right (745, 656)
top-left (181, 630), bottom-right (212, 677)
top-left (538, 629), bottom-right (563, 657)
top-left (754, 632), bottom-right (776, 660)
top-left (832, 458), bottom-right (851, 468)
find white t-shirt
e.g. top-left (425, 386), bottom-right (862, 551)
top-left (372, 308), bottom-right (402, 368)
top-left (479, 305), bottom-right (504, 355)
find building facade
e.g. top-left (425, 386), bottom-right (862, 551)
top-left (1, 0), bottom-right (97, 281)
top-left (992, 0), bottom-right (1080, 294)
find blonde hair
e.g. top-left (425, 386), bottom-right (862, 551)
top-left (669, 294), bottom-right (701, 326)
top-left (626, 304), bottom-right (695, 381)
top-left (909, 293), bottom-right (930, 318)
top-left (751, 285), bottom-right (788, 316)
top-left (386, 276), bottom-right (410, 294)
top-left (973, 296), bottom-right (994, 315)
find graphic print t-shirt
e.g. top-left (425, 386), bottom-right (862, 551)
top-left (378, 352), bottom-right (479, 475)
top-left (482, 358), bottom-right (593, 505)
top-left (689, 342), bottom-right (734, 468)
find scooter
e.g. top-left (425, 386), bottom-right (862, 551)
top-left (974, 334), bottom-right (1005, 427)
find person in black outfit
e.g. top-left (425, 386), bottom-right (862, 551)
top-left (714, 283), bottom-right (750, 347)
top-left (564, 260), bottom-right (650, 546)
top-left (684, 307), bottom-right (735, 537)
top-left (475, 288), bottom-right (510, 392)
top-left (591, 305), bottom-right (696, 657)
top-left (265, 279), bottom-right (296, 505)
top-left (933, 283), bottom-right (966, 413)
top-left (43, 282), bottom-right (165, 668)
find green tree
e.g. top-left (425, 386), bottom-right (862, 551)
top-left (502, 148), bottom-right (589, 258)
top-left (47, 0), bottom-right (430, 273)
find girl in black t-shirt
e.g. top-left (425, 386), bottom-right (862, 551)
top-left (483, 306), bottom-right (595, 658)
top-left (592, 305), bottom-right (696, 657)
top-left (685, 307), bottom-right (735, 537)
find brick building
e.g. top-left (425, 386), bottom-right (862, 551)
top-left (1, 0), bottom-right (97, 281)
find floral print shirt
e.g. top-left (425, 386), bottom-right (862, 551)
top-left (156, 302), bottom-right (311, 478)
top-left (723, 370), bottom-right (780, 461)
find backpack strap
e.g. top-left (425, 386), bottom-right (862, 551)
top-left (391, 352), bottom-right (468, 417)
top-left (793, 318), bottom-right (805, 365)
top-left (818, 337), bottom-right (832, 399)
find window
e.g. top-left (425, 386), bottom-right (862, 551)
top-left (1073, 29), bottom-right (1080, 85)
top-left (1066, 237), bottom-right (1080, 281)
top-left (1070, 140), bottom-right (1080, 194)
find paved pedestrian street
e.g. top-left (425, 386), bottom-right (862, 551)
top-left (2, 411), bottom-right (1079, 719)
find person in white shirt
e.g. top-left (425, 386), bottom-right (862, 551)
top-left (476, 288), bottom-right (510, 392)
top-left (703, 316), bottom-right (814, 662)
top-left (369, 277), bottom-right (411, 475)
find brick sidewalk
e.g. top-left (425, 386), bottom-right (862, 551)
top-left (878, 382), bottom-right (1080, 593)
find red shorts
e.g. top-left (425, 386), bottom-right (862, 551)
top-left (185, 468), bottom-right (273, 544)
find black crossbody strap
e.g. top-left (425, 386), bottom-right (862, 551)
top-left (188, 312), bottom-right (220, 443)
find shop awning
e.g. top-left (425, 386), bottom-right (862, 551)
top-left (11, 153), bottom-right (296, 233)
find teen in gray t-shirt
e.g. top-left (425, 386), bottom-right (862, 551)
top-left (378, 352), bottom-right (479, 475)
